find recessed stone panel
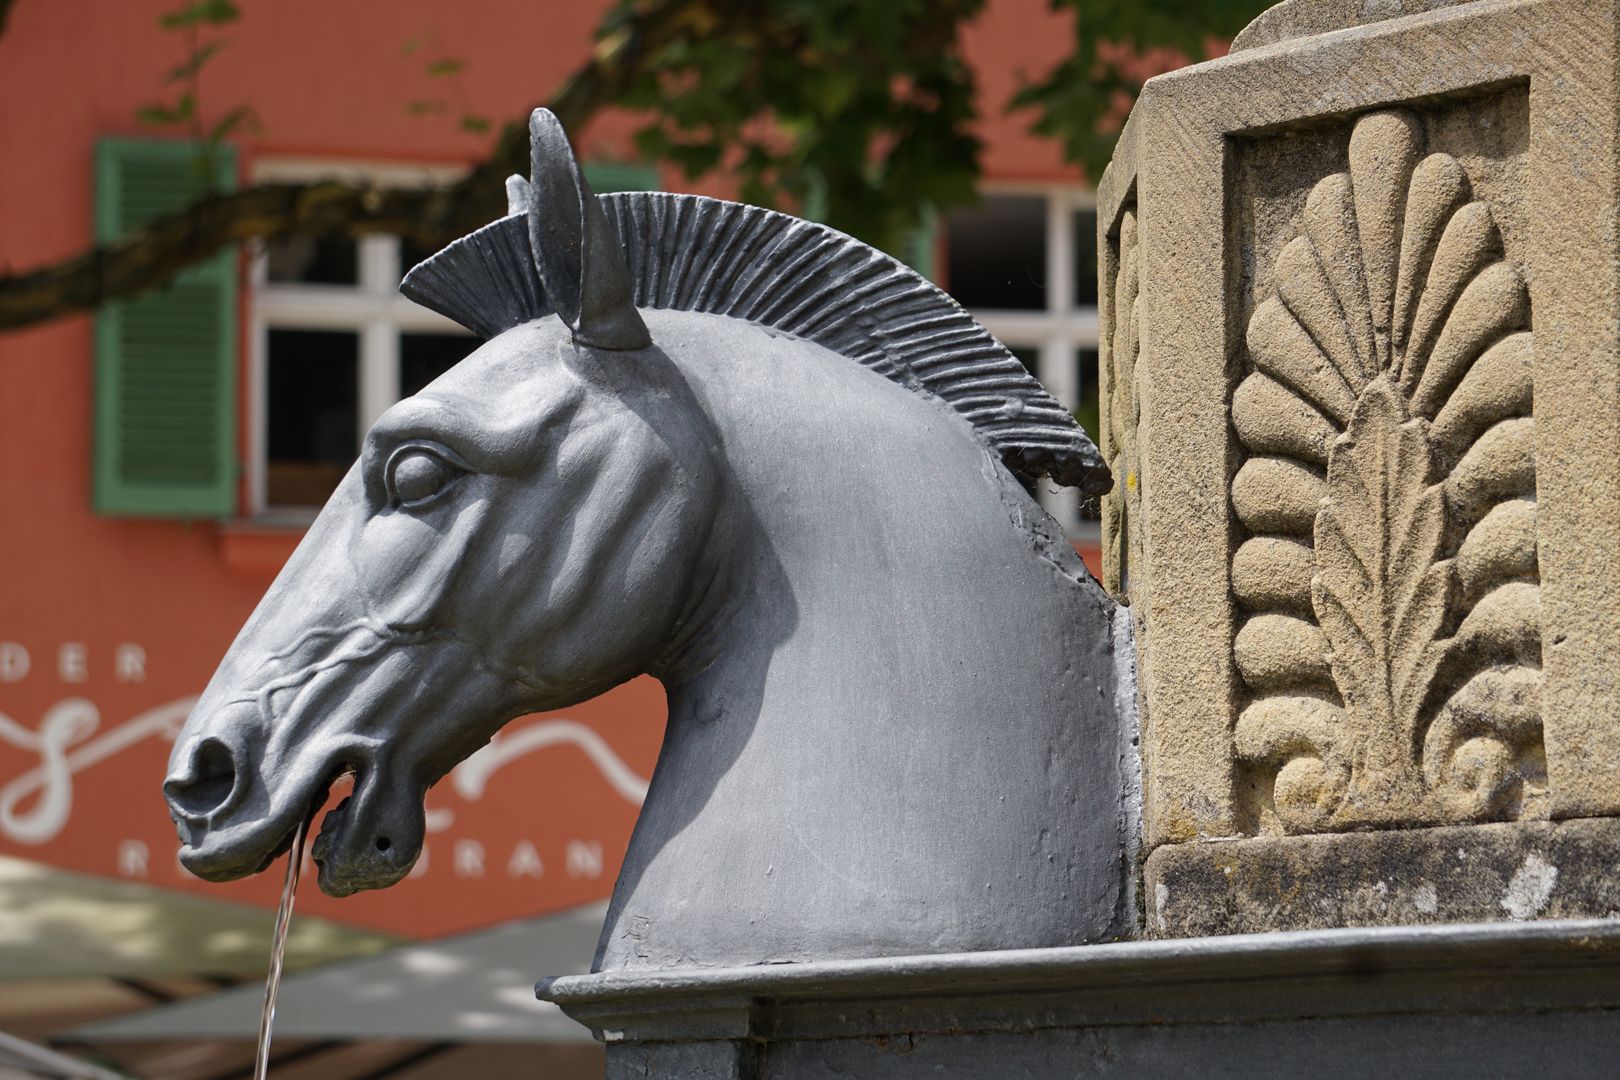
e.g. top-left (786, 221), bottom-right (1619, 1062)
top-left (1102, 0), bottom-right (1620, 929)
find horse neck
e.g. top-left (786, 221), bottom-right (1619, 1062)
top-left (652, 312), bottom-right (1104, 737)
top-left (595, 316), bottom-right (1131, 969)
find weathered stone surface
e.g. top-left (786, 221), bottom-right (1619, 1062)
top-left (1147, 817), bottom-right (1620, 938)
top-left (1100, 0), bottom-right (1620, 931)
top-left (1231, 0), bottom-right (1478, 51)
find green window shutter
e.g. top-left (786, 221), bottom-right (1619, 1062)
top-left (93, 138), bottom-right (238, 517)
top-left (583, 161), bottom-right (660, 195)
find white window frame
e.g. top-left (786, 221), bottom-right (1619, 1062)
top-left (956, 182), bottom-right (1101, 538)
top-left (245, 159), bottom-right (473, 522)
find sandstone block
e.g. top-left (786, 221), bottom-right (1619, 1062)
top-left (1098, 0), bottom-right (1620, 931)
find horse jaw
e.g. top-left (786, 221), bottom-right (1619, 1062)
top-left (308, 760), bottom-right (428, 897)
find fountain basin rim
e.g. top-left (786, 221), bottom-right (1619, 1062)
top-left (538, 917), bottom-right (1620, 1042)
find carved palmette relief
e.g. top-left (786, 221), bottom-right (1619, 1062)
top-left (1102, 207), bottom-right (1142, 605)
top-left (1231, 109), bottom-right (1543, 834)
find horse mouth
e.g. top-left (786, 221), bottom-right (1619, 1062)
top-left (308, 764), bottom-right (425, 898)
top-left (173, 763), bottom-right (341, 884)
top-left (175, 757), bottom-right (424, 897)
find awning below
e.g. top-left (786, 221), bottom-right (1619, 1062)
top-left (67, 903), bottom-right (607, 1044)
top-left (0, 1030), bottom-right (125, 1080)
top-left (0, 857), bottom-right (398, 980)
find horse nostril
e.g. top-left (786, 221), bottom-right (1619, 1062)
top-left (164, 737), bottom-right (239, 819)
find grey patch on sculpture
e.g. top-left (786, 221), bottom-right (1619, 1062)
top-left (1501, 852), bottom-right (1557, 920)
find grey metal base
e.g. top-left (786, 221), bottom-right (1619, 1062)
top-left (539, 920), bottom-right (1620, 1078)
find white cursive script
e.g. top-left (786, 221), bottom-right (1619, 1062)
top-left (0, 697), bottom-right (195, 845)
top-left (453, 720), bottom-right (649, 806)
top-left (0, 701), bottom-right (648, 847)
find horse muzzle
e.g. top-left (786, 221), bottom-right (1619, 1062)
top-left (164, 705), bottom-right (332, 883)
top-left (163, 690), bottom-right (411, 888)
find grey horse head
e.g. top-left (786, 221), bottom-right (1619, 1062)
top-left (165, 110), bottom-right (1128, 966)
top-left (164, 112), bottom-right (730, 895)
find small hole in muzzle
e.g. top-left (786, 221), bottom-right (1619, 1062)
top-left (375, 836), bottom-right (392, 852)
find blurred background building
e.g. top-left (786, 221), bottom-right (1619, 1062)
top-left (0, 0), bottom-right (1139, 1075)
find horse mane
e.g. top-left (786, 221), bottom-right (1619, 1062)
top-left (401, 192), bottom-right (1108, 494)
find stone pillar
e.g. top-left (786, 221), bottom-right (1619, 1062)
top-left (1098, 0), bottom-right (1620, 936)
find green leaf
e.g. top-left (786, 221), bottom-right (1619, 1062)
top-left (207, 105), bottom-right (257, 143)
top-left (1013, 0), bottom-right (1271, 179)
top-left (159, 0), bottom-right (240, 29)
top-left (459, 115), bottom-right (492, 134)
top-left (425, 57), bottom-right (466, 77)
top-left (135, 94), bottom-right (196, 127)
top-left (407, 99), bottom-right (447, 115)
top-left (598, 0), bottom-right (986, 253)
top-left (166, 41), bottom-right (225, 83)
top-left (135, 103), bottom-right (178, 126)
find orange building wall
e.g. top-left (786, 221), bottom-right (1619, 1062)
top-left (0, 0), bottom-right (1086, 940)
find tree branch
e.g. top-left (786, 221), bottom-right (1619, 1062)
top-left (0, 0), bottom-right (703, 332)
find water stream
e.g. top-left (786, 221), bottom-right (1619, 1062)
top-left (253, 815), bottom-right (309, 1080)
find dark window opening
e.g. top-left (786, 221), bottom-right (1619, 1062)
top-left (266, 328), bottom-right (358, 507)
top-left (399, 237), bottom-right (440, 284)
top-left (1074, 207), bottom-right (1099, 308)
top-left (401, 332), bottom-right (478, 398)
top-left (1076, 347), bottom-right (1102, 521)
top-left (943, 194), bottom-right (1047, 310)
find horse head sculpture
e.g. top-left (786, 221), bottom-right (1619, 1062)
top-left (165, 110), bottom-right (1137, 970)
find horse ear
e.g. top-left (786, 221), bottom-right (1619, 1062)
top-left (526, 109), bottom-right (651, 351)
top-left (505, 174), bottom-right (530, 216)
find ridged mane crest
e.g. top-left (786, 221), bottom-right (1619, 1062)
top-left (401, 193), bottom-right (1109, 493)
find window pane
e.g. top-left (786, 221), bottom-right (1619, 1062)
top-left (266, 328), bottom-right (358, 507)
top-left (400, 332), bottom-right (478, 398)
top-left (1076, 347), bottom-right (1102, 521)
top-left (1074, 207), bottom-right (1099, 309)
top-left (944, 194), bottom-right (1047, 310)
top-left (1075, 347), bottom-right (1101, 440)
top-left (265, 235), bottom-right (358, 286)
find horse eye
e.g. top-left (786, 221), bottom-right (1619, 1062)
top-left (387, 447), bottom-right (461, 507)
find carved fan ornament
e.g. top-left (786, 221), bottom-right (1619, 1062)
top-left (1230, 109), bottom-right (1544, 834)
